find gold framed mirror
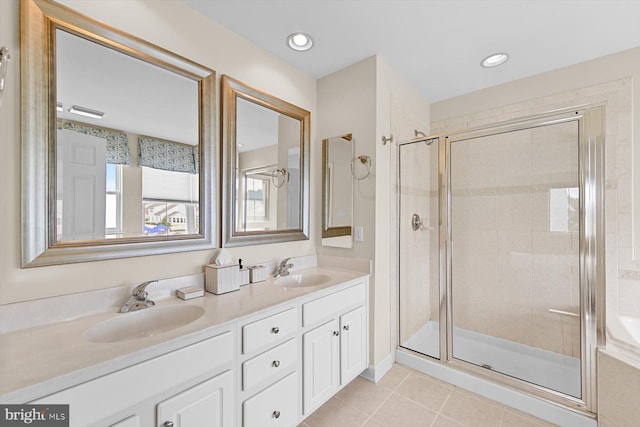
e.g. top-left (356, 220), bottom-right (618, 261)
top-left (221, 75), bottom-right (310, 247)
top-left (322, 134), bottom-right (354, 243)
top-left (21, 0), bottom-right (217, 266)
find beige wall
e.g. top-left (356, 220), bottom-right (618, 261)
top-left (0, 0), bottom-right (316, 304)
top-left (317, 55), bottom-right (430, 366)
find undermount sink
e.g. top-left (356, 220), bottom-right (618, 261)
top-left (274, 273), bottom-right (331, 289)
top-left (84, 305), bottom-right (205, 343)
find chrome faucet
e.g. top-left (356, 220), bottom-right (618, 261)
top-left (273, 258), bottom-right (294, 278)
top-left (119, 280), bottom-right (157, 313)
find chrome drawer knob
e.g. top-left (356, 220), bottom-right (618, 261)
top-left (333, 330), bottom-right (340, 336)
top-left (343, 325), bottom-right (350, 331)
top-left (273, 360), bottom-right (281, 367)
top-left (272, 326), bottom-right (280, 334)
top-left (164, 422), bottom-right (174, 427)
top-left (273, 410), bottom-right (281, 419)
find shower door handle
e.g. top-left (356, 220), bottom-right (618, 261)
top-left (411, 214), bottom-right (434, 231)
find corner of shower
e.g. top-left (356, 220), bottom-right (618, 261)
top-left (396, 106), bottom-right (606, 425)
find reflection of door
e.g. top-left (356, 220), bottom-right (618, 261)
top-left (57, 129), bottom-right (106, 241)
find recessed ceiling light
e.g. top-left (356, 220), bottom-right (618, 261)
top-left (481, 53), bottom-right (509, 68)
top-left (287, 32), bottom-right (313, 51)
top-left (68, 105), bottom-right (104, 119)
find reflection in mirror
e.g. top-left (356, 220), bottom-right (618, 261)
top-left (235, 98), bottom-right (301, 232)
top-left (55, 29), bottom-right (200, 242)
top-left (322, 134), bottom-right (353, 248)
top-left (21, 0), bottom-right (216, 266)
top-left (221, 75), bottom-right (310, 247)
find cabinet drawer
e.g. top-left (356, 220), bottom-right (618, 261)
top-left (243, 372), bottom-right (298, 427)
top-left (243, 338), bottom-right (297, 391)
top-left (242, 308), bottom-right (297, 354)
top-left (303, 283), bottom-right (365, 327)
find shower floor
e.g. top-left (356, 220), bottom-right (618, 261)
top-left (402, 321), bottom-right (581, 398)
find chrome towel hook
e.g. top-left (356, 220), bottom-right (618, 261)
top-left (381, 134), bottom-right (394, 145)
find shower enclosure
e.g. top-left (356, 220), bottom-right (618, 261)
top-left (397, 107), bottom-right (605, 415)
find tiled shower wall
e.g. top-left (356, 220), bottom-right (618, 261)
top-left (431, 78), bottom-right (638, 356)
top-left (449, 122), bottom-right (580, 357)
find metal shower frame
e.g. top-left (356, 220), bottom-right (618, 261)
top-left (396, 105), bottom-right (606, 416)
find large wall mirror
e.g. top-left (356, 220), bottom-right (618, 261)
top-left (322, 134), bottom-right (354, 248)
top-left (221, 75), bottom-right (310, 246)
top-left (21, 0), bottom-right (216, 266)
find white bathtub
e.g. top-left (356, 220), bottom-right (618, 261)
top-left (607, 312), bottom-right (640, 354)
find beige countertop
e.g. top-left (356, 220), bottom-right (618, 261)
top-left (0, 266), bottom-right (369, 403)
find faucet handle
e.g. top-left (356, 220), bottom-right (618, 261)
top-left (132, 280), bottom-right (157, 298)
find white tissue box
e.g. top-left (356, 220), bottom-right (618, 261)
top-left (205, 264), bottom-right (240, 295)
top-left (249, 265), bottom-right (267, 283)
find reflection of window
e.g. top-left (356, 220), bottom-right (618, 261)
top-left (245, 177), bottom-right (269, 222)
top-left (105, 163), bottom-right (122, 235)
top-left (550, 187), bottom-right (579, 232)
top-left (141, 166), bottom-right (199, 235)
top-left (142, 200), bottom-right (199, 235)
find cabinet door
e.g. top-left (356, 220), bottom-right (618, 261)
top-left (303, 319), bottom-right (340, 415)
top-left (157, 370), bottom-right (233, 427)
top-left (340, 306), bottom-right (367, 384)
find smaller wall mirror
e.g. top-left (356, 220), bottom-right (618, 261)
top-left (221, 75), bottom-right (310, 246)
top-left (322, 134), bottom-right (354, 248)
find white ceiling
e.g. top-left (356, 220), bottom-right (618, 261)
top-left (56, 29), bottom-right (199, 145)
top-left (182, 0), bottom-right (640, 102)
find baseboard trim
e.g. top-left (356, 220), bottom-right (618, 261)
top-left (360, 352), bottom-right (394, 383)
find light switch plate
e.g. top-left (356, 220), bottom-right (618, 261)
top-left (354, 226), bottom-right (364, 242)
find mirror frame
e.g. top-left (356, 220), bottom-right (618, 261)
top-left (221, 75), bottom-right (310, 247)
top-left (21, 0), bottom-right (217, 267)
top-left (322, 134), bottom-right (353, 238)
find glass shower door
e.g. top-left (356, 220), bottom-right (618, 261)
top-left (398, 137), bottom-right (440, 359)
top-left (448, 121), bottom-right (582, 398)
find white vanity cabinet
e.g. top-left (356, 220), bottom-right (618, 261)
top-left (32, 329), bottom-right (234, 427)
top-left (301, 281), bottom-right (368, 416)
top-left (238, 307), bottom-right (300, 427)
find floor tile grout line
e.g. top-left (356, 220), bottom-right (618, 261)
top-left (358, 372), bottom-right (412, 427)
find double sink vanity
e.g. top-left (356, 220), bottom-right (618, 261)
top-left (8, 2), bottom-right (370, 426)
top-left (0, 257), bottom-right (371, 426)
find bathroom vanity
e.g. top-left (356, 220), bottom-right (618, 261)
top-left (0, 260), bottom-right (370, 427)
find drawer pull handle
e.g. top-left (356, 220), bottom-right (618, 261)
top-left (164, 422), bottom-right (174, 427)
top-left (273, 360), bottom-right (281, 367)
top-left (343, 325), bottom-right (350, 331)
top-left (272, 326), bottom-right (280, 334)
top-left (333, 330), bottom-right (340, 336)
top-left (273, 410), bottom-right (281, 419)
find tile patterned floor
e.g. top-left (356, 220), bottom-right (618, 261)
top-left (299, 364), bottom-right (558, 427)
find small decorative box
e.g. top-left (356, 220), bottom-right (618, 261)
top-left (249, 265), bottom-right (267, 283)
top-left (239, 268), bottom-right (251, 286)
top-left (205, 264), bottom-right (240, 295)
top-left (176, 286), bottom-right (204, 300)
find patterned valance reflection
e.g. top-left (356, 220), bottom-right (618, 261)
top-left (138, 136), bottom-right (198, 174)
top-left (57, 120), bottom-right (132, 165)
